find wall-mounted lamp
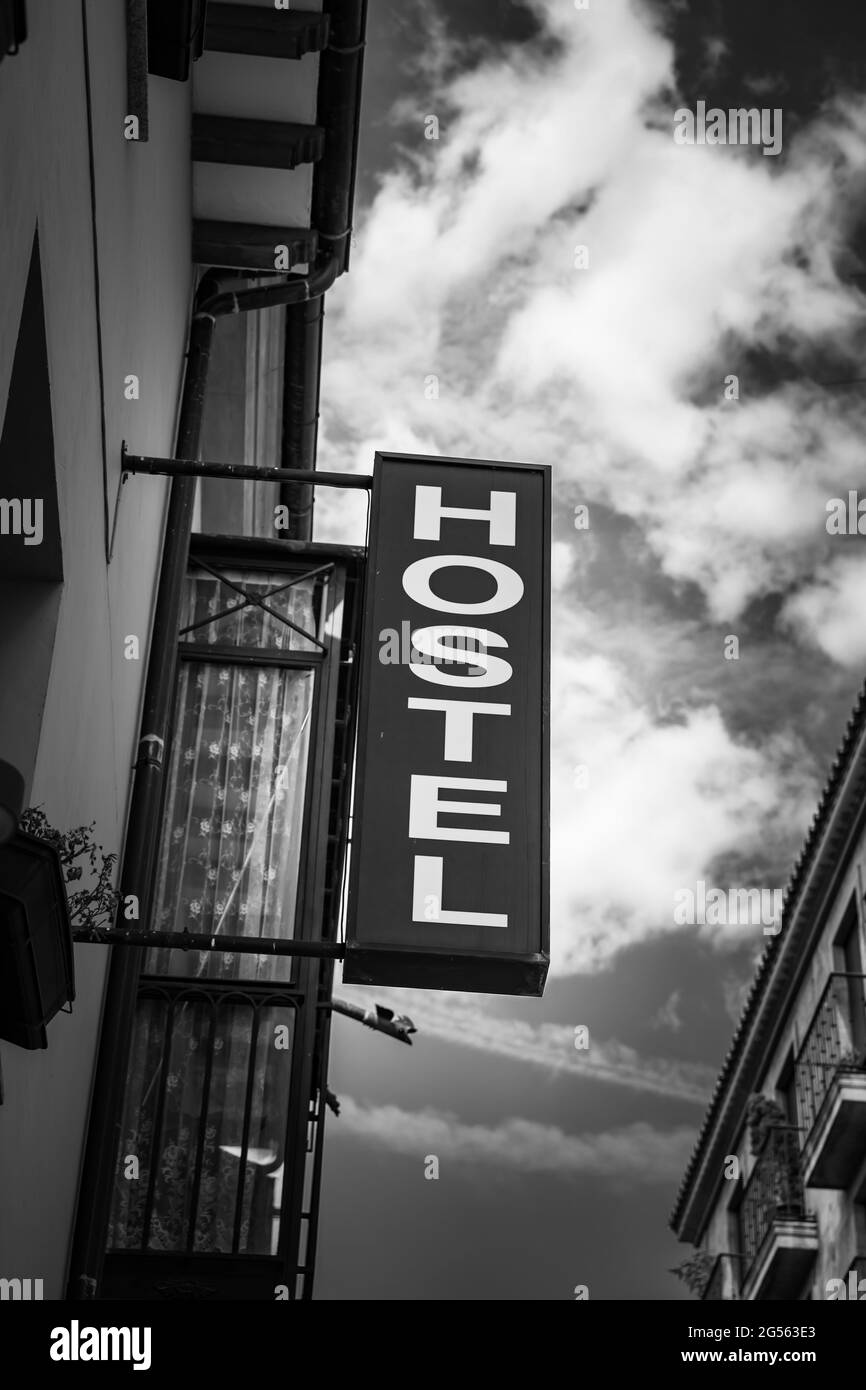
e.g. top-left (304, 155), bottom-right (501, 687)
top-left (328, 998), bottom-right (417, 1046)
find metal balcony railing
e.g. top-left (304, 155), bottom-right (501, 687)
top-left (794, 972), bottom-right (866, 1144)
top-left (739, 1126), bottom-right (806, 1275)
top-left (701, 1253), bottom-right (742, 1301)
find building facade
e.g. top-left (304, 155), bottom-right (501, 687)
top-left (672, 684), bottom-right (866, 1302)
top-left (0, 0), bottom-right (367, 1302)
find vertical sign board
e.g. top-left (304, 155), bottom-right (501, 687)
top-left (345, 453), bottom-right (550, 996)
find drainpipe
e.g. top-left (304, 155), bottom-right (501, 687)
top-left (281, 296), bottom-right (325, 542)
top-left (67, 254), bottom-right (338, 1300)
top-left (195, 255), bottom-right (339, 318)
top-left (281, 0), bottom-right (368, 541)
top-left (316, 0), bottom-right (367, 279)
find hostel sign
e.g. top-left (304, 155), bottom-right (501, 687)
top-left (345, 453), bottom-right (550, 996)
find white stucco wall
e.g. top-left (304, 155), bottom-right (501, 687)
top-left (0, 0), bottom-right (192, 1298)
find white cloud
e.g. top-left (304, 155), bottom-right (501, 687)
top-left (782, 556), bottom-right (866, 667)
top-left (333, 1095), bottom-right (695, 1185)
top-left (318, 0), bottom-right (866, 972)
top-left (321, 0), bottom-right (866, 635)
top-left (550, 611), bottom-right (818, 971)
top-left (551, 538), bottom-right (575, 592)
top-left (651, 990), bottom-right (684, 1033)
top-left (339, 985), bottom-right (715, 1102)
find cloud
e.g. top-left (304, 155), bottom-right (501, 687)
top-left (651, 990), bottom-right (684, 1033)
top-left (317, 0), bottom-right (866, 973)
top-left (320, 0), bottom-right (866, 626)
top-left (339, 985), bottom-right (715, 1102)
top-left (782, 555), bottom-right (866, 667)
top-left (551, 537), bottom-right (575, 592)
top-left (549, 610), bottom-right (819, 971)
top-left (333, 1094), bottom-right (695, 1185)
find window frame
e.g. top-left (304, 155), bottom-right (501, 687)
top-left (108, 984), bottom-right (301, 1259)
top-left (97, 537), bottom-right (355, 1297)
top-left (145, 543), bottom-right (346, 973)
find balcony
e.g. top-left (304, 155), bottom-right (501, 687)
top-left (701, 1253), bottom-right (742, 1301)
top-left (739, 1126), bottom-right (818, 1300)
top-left (795, 973), bottom-right (866, 1189)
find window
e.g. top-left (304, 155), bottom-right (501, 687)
top-left (726, 1175), bottom-right (744, 1257)
top-left (834, 898), bottom-right (866, 1055)
top-left (145, 564), bottom-right (328, 983)
top-left (777, 1050), bottom-right (798, 1128)
top-left (108, 988), bottom-right (296, 1256)
top-left (833, 896), bottom-right (864, 974)
top-left (194, 293), bottom-right (286, 540)
top-left (102, 548), bottom-right (348, 1294)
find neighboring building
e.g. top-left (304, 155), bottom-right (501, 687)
top-left (0, 0), bottom-right (367, 1301)
top-left (671, 683), bottom-right (866, 1302)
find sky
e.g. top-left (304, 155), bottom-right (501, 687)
top-left (310, 0), bottom-right (866, 1300)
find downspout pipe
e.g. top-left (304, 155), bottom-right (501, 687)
top-left (195, 254), bottom-right (339, 318)
top-left (315, 0), bottom-right (368, 278)
top-left (67, 254), bottom-right (338, 1300)
top-left (281, 0), bottom-right (368, 541)
top-left (281, 295), bottom-right (324, 542)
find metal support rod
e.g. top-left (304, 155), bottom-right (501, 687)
top-left (71, 927), bottom-right (345, 959)
top-left (122, 448), bottom-right (372, 491)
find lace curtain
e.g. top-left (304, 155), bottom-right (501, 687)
top-left (107, 993), bottom-right (294, 1254)
top-left (107, 568), bottom-right (323, 1254)
top-left (147, 659), bottom-right (313, 983)
top-left (147, 567), bottom-right (319, 982)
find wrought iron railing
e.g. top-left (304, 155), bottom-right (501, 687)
top-left (739, 1126), bottom-right (806, 1275)
top-left (794, 972), bottom-right (866, 1144)
top-left (107, 983), bottom-right (298, 1257)
top-left (701, 1252), bottom-right (742, 1301)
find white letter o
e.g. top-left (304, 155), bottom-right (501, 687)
top-left (402, 555), bottom-right (524, 615)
